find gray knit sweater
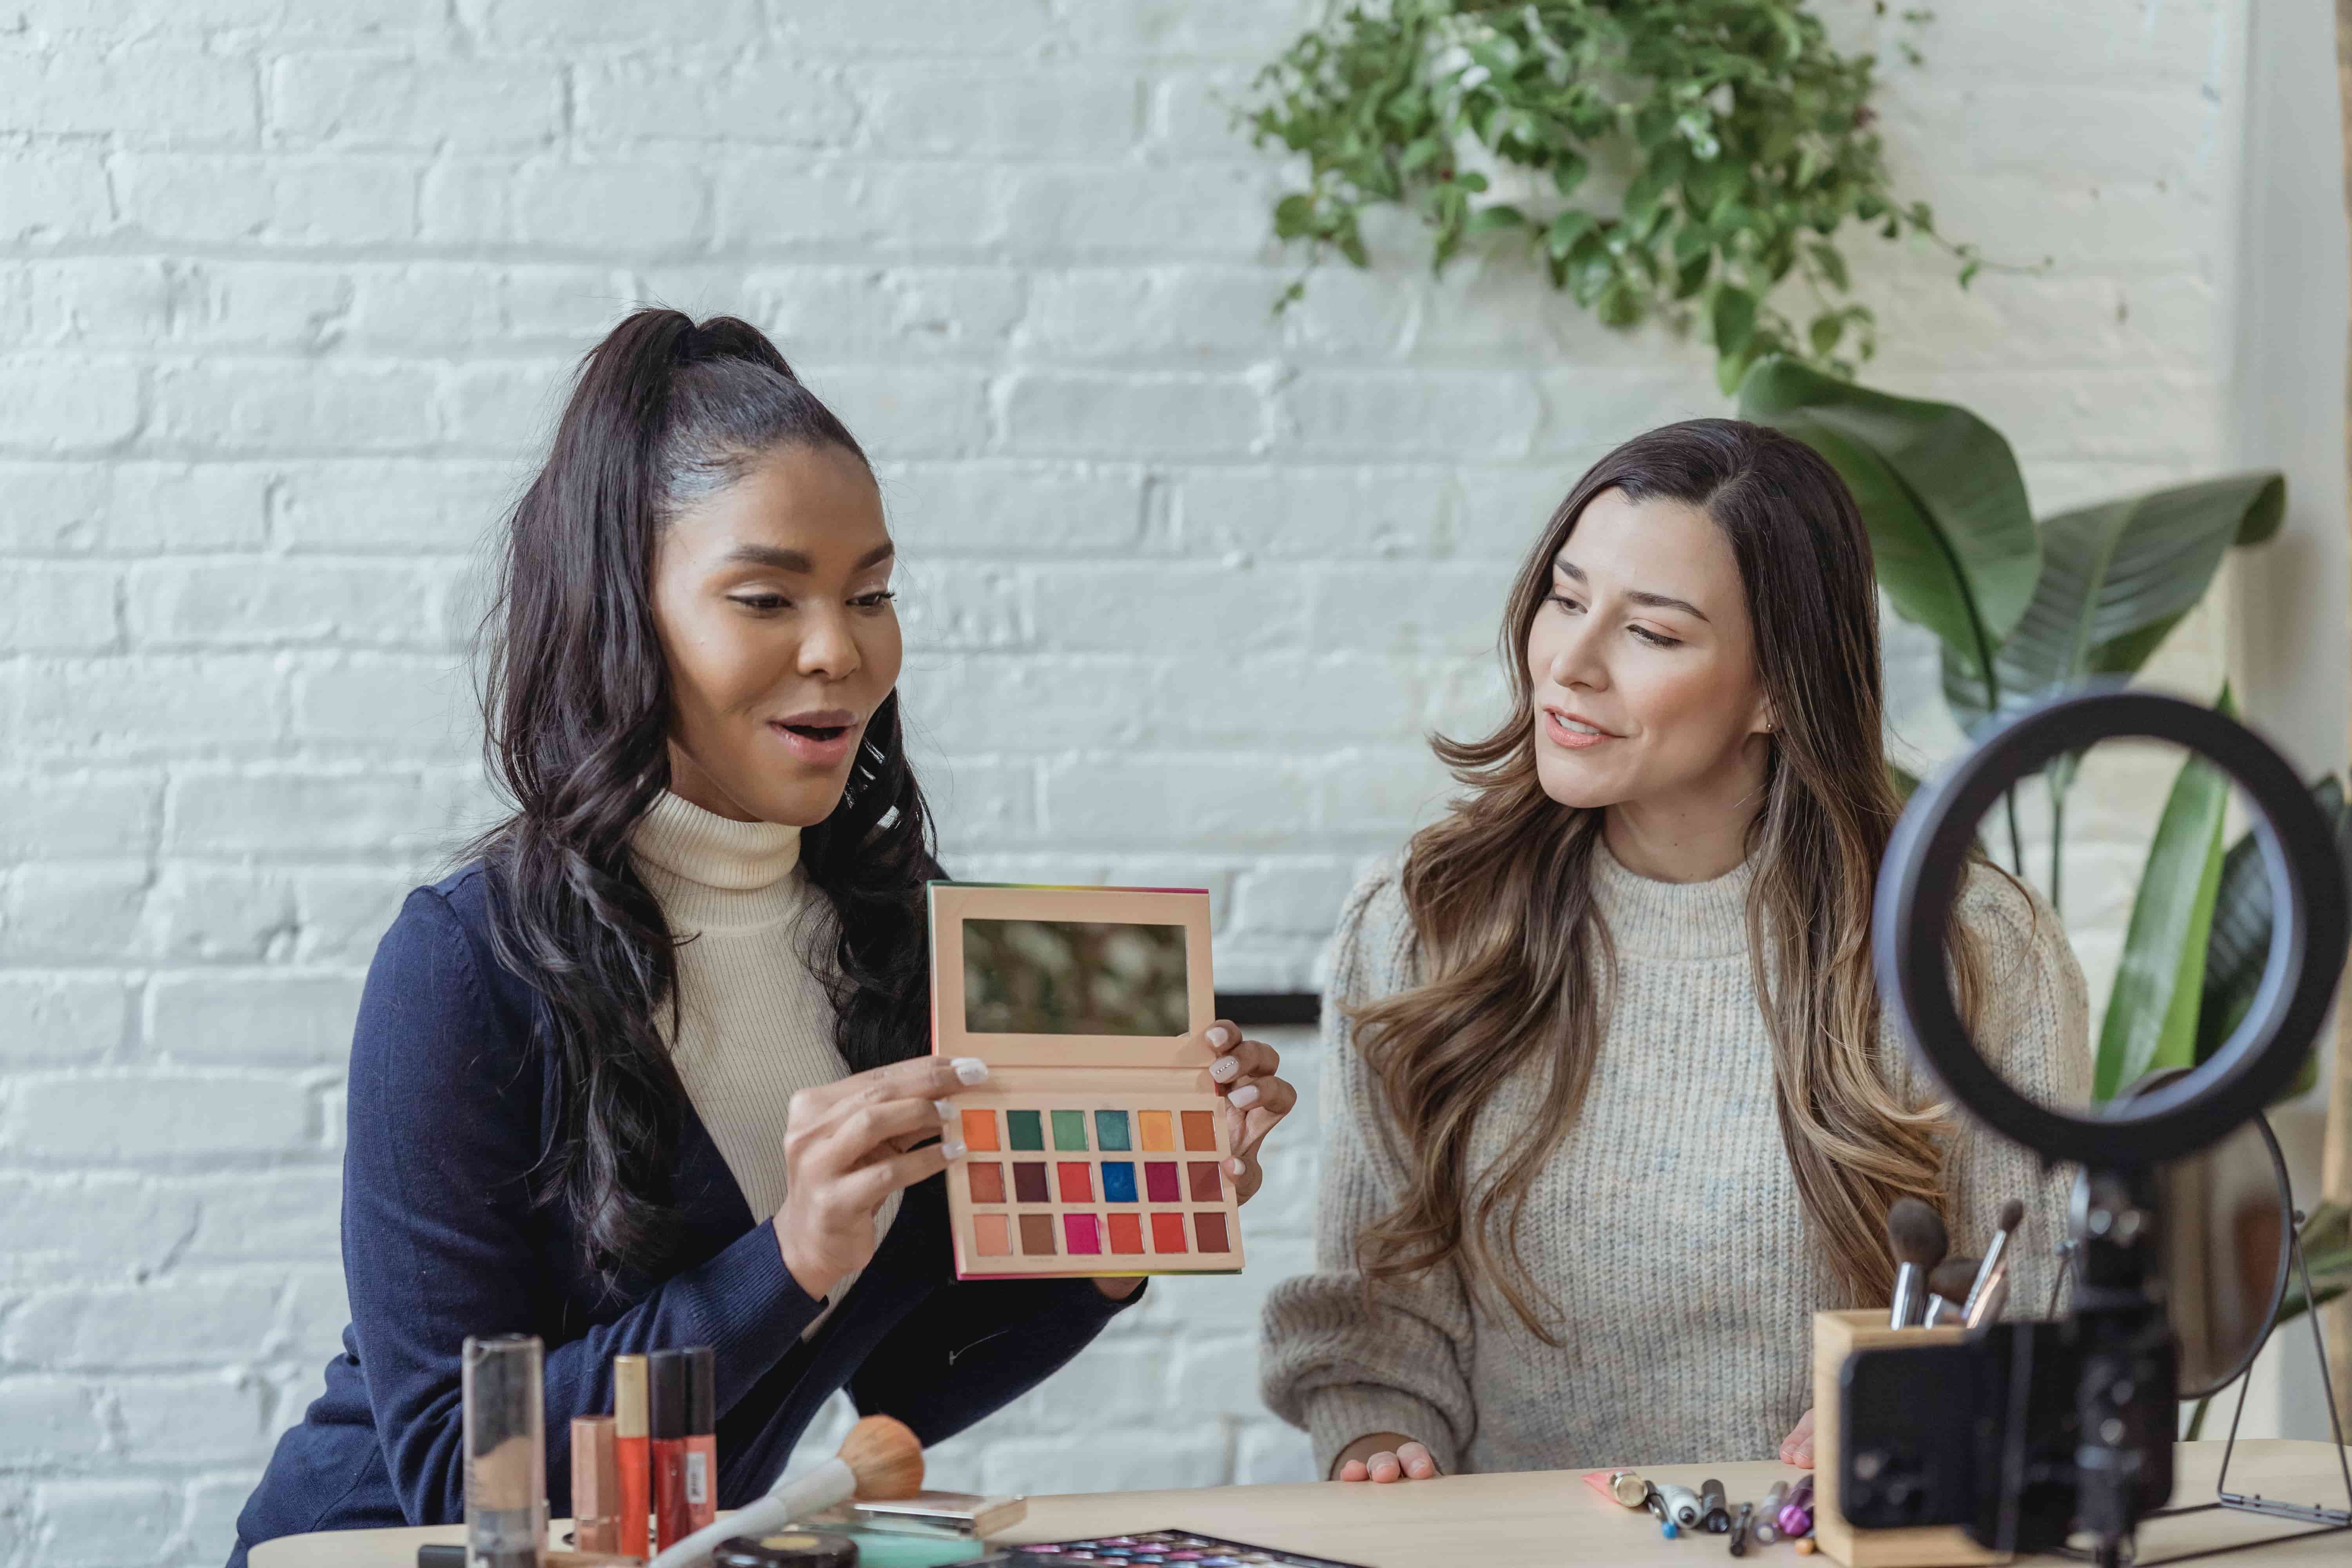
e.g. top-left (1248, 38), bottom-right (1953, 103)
top-left (1258, 842), bottom-right (2089, 1477)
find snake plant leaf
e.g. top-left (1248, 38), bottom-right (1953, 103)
top-left (2194, 775), bottom-right (2352, 1098)
top-left (1738, 359), bottom-right (2040, 700)
top-left (1941, 473), bottom-right (2285, 735)
top-left (2093, 688), bottom-right (2237, 1102)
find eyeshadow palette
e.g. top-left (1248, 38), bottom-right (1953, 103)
top-left (931, 884), bottom-right (1242, 1280)
top-left (983, 1530), bottom-right (1370, 1567)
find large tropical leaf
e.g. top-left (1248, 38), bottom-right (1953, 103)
top-left (1738, 359), bottom-right (2041, 705)
top-left (1942, 473), bottom-right (2285, 733)
top-left (2195, 775), bottom-right (2352, 1098)
top-left (2094, 689), bottom-right (2236, 1101)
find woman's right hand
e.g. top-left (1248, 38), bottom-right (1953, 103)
top-left (775, 1054), bottom-right (987, 1301)
top-left (1332, 1433), bottom-right (1440, 1483)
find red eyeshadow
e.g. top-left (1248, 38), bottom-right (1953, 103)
top-left (1150, 1212), bottom-right (1189, 1253)
top-left (1107, 1213), bottom-right (1144, 1254)
top-left (1187, 1160), bottom-right (1221, 1202)
top-left (1144, 1162), bottom-right (1180, 1202)
top-left (1181, 1110), bottom-right (1216, 1151)
top-left (1056, 1161), bottom-right (1093, 1203)
top-left (1194, 1211), bottom-right (1229, 1252)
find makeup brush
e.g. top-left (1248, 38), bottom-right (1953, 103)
top-left (1886, 1197), bottom-right (1948, 1328)
top-left (1964, 1199), bottom-right (2026, 1321)
top-left (647, 1415), bottom-right (923, 1568)
top-left (1924, 1256), bottom-right (1980, 1327)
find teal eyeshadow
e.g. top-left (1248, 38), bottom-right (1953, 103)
top-left (1006, 1110), bottom-right (1044, 1151)
top-left (1094, 1110), bottom-right (1132, 1150)
top-left (1050, 1109), bottom-right (1089, 1151)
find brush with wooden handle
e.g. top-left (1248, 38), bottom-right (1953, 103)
top-left (646, 1415), bottom-right (923, 1568)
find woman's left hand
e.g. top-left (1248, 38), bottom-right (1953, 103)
top-left (1205, 1018), bottom-right (1296, 1205)
top-left (1779, 1407), bottom-right (1815, 1467)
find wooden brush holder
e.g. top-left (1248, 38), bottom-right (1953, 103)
top-left (1811, 1309), bottom-right (2010, 1568)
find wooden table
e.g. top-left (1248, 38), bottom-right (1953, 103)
top-left (250, 1441), bottom-right (2352, 1568)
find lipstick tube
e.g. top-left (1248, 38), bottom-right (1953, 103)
top-left (650, 1349), bottom-right (690, 1551)
top-left (570, 1415), bottom-right (621, 1553)
top-left (613, 1354), bottom-right (650, 1558)
top-left (684, 1346), bottom-right (718, 1533)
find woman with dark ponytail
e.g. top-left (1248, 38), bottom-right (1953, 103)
top-left (230, 310), bottom-right (1297, 1562)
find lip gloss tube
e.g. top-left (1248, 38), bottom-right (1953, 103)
top-left (570, 1415), bottom-right (621, 1553)
top-left (684, 1346), bottom-right (718, 1533)
top-left (613, 1354), bottom-right (649, 1559)
top-left (649, 1349), bottom-right (690, 1551)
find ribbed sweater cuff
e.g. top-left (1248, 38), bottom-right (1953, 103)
top-left (672, 1219), bottom-right (827, 1413)
top-left (1302, 1387), bottom-right (1459, 1479)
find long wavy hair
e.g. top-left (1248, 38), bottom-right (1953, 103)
top-left (466, 308), bottom-right (938, 1290)
top-left (1354, 418), bottom-right (1986, 1338)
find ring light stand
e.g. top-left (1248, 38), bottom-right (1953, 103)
top-left (1858, 689), bottom-right (2352, 1568)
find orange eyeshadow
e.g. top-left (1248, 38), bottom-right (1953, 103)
top-left (960, 1109), bottom-right (1000, 1151)
top-left (967, 1162), bottom-right (1005, 1204)
top-left (1138, 1111), bottom-right (1176, 1151)
top-left (1181, 1110), bottom-right (1215, 1151)
top-left (1150, 1212), bottom-right (1189, 1253)
top-left (1107, 1213), bottom-right (1145, 1254)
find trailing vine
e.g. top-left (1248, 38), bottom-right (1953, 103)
top-left (1242, 0), bottom-right (1990, 391)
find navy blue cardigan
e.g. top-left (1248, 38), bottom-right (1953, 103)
top-left (232, 864), bottom-right (1137, 1564)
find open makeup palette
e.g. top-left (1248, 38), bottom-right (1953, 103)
top-left (930, 882), bottom-right (1243, 1280)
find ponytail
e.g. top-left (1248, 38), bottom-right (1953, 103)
top-left (466, 308), bottom-right (935, 1290)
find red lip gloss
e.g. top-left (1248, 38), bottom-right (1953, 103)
top-left (649, 1348), bottom-right (690, 1551)
top-left (685, 1346), bottom-right (718, 1534)
top-left (613, 1353), bottom-right (649, 1559)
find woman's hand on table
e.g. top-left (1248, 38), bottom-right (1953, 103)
top-left (1205, 1019), bottom-right (1296, 1205)
top-left (776, 1054), bottom-right (988, 1301)
top-left (1332, 1433), bottom-right (1440, 1483)
top-left (1779, 1407), bottom-right (1816, 1467)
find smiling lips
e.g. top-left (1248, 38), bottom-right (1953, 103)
top-left (769, 708), bottom-right (860, 766)
top-left (1542, 706), bottom-right (1619, 751)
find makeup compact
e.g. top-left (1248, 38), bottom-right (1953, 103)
top-left (929, 883), bottom-right (1243, 1280)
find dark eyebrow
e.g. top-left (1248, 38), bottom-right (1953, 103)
top-left (1552, 555), bottom-right (1710, 622)
top-left (722, 542), bottom-right (895, 572)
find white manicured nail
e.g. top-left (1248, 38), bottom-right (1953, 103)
top-left (943, 1138), bottom-right (967, 1160)
top-left (1210, 1056), bottom-right (1240, 1082)
top-left (1226, 1157), bottom-right (1245, 1175)
top-left (1207, 1025), bottom-right (1234, 1048)
top-left (1230, 1083), bottom-right (1260, 1108)
top-left (952, 1057), bottom-right (989, 1084)
top-left (933, 1099), bottom-right (955, 1119)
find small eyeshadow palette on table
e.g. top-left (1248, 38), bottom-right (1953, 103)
top-left (930, 882), bottom-right (1243, 1279)
top-left (982, 1530), bottom-right (1370, 1567)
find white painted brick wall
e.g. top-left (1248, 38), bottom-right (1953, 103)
top-left (0, 2), bottom-right (2250, 1562)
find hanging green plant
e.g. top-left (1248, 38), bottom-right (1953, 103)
top-left (1243, 0), bottom-right (1994, 391)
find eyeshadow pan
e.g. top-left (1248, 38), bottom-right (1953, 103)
top-left (1181, 1110), bottom-right (1216, 1151)
top-left (1100, 1161), bottom-right (1137, 1203)
top-left (1187, 1160), bottom-right (1222, 1202)
top-left (1107, 1212), bottom-right (1144, 1254)
top-left (1056, 1161), bottom-right (1094, 1203)
top-left (1143, 1161), bottom-right (1180, 1203)
top-left (1063, 1213), bottom-right (1102, 1254)
top-left (1094, 1110), bottom-right (1131, 1150)
top-left (1019, 1213), bottom-right (1057, 1256)
top-left (967, 1161), bottom-right (1005, 1203)
top-left (1006, 1110), bottom-right (1045, 1151)
top-left (1138, 1111), bottom-right (1176, 1151)
top-left (974, 1214), bottom-right (1011, 1257)
top-left (1013, 1162), bottom-right (1049, 1203)
top-left (1149, 1212), bottom-right (1189, 1253)
top-left (1194, 1212), bottom-right (1230, 1253)
top-left (1051, 1109), bottom-right (1089, 1151)
top-left (960, 1108), bottom-right (1000, 1151)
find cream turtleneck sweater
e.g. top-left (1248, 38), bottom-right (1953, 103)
top-left (630, 791), bottom-right (899, 1318)
top-left (1259, 841), bottom-right (2088, 1476)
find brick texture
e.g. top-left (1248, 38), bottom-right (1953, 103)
top-left (0, 1), bottom-right (2244, 1562)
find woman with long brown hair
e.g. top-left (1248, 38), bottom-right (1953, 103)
top-left (1259, 419), bottom-right (2086, 1482)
